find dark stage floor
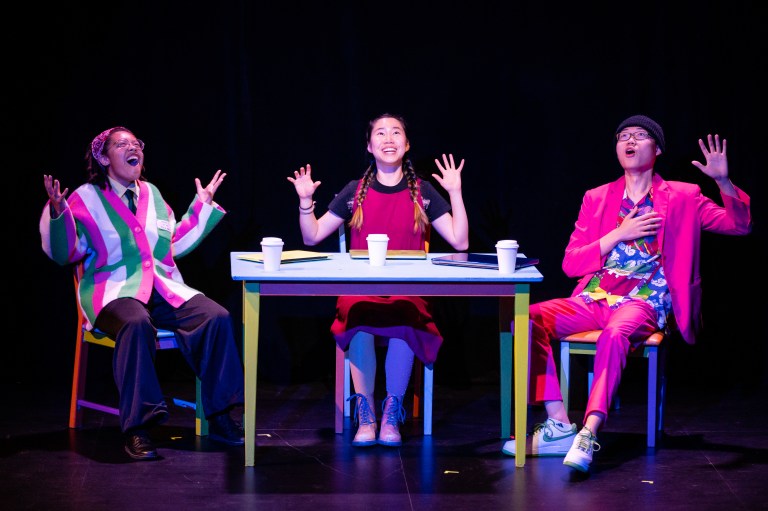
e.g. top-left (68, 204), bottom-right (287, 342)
top-left (2, 359), bottom-right (767, 511)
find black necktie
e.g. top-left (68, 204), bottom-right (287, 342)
top-left (126, 189), bottom-right (137, 215)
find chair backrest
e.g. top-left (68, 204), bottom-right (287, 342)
top-left (338, 224), bottom-right (347, 253)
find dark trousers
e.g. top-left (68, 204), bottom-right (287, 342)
top-left (95, 291), bottom-right (244, 432)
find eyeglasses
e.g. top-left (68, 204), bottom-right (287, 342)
top-left (111, 139), bottom-right (145, 150)
top-left (616, 131), bottom-right (651, 142)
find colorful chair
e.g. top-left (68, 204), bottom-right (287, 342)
top-left (69, 264), bottom-right (208, 436)
top-left (558, 330), bottom-right (666, 447)
top-left (334, 225), bottom-right (434, 435)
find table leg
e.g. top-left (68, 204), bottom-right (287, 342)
top-left (499, 297), bottom-right (513, 440)
top-left (242, 282), bottom-right (261, 467)
top-left (513, 284), bottom-right (530, 468)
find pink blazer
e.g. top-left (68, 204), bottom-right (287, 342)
top-left (562, 173), bottom-right (751, 345)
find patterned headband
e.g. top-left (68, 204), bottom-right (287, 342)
top-left (90, 126), bottom-right (129, 161)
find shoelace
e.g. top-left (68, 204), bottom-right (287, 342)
top-left (347, 393), bottom-right (376, 426)
top-left (575, 429), bottom-right (601, 453)
top-left (381, 395), bottom-right (406, 426)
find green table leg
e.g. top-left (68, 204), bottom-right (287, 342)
top-left (243, 282), bottom-right (260, 467)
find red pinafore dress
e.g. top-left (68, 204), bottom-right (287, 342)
top-left (330, 180), bottom-right (443, 364)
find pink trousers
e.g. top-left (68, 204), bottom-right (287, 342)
top-left (526, 297), bottom-right (658, 423)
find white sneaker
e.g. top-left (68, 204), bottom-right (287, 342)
top-left (563, 426), bottom-right (601, 472)
top-left (501, 418), bottom-right (578, 457)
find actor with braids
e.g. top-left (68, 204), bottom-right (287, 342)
top-left (288, 113), bottom-right (468, 447)
top-left (41, 126), bottom-right (245, 461)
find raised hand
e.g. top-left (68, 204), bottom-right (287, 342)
top-left (287, 164), bottom-right (322, 200)
top-left (195, 169), bottom-right (226, 204)
top-left (691, 134), bottom-right (728, 184)
top-left (43, 174), bottom-right (69, 216)
top-left (432, 154), bottom-right (464, 193)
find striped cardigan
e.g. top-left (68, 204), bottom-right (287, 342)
top-left (40, 180), bottom-right (225, 331)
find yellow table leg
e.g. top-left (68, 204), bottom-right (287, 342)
top-left (513, 284), bottom-right (530, 468)
top-left (243, 282), bottom-right (261, 467)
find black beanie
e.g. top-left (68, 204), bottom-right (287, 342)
top-left (615, 114), bottom-right (665, 154)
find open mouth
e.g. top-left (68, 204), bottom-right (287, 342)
top-left (127, 156), bottom-right (140, 166)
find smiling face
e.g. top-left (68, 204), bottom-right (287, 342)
top-left (615, 126), bottom-right (661, 174)
top-left (98, 130), bottom-right (145, 187)
top-left (366, 116), bottom-right (410, 170)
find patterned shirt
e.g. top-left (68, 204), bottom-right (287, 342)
top-left (578, 187), bottom-right (672, 331)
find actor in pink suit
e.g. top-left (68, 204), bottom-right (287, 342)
top-left (501, 115), bottom-right (751, 472)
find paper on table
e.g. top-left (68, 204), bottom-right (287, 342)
top-left (237, 250), bottom-right (330, 264)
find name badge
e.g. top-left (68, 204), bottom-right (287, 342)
top-left (157, 220), bottom-right (172, 232)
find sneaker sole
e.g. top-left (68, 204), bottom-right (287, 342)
top-left (563, 460), bottom-right (590, 472)
top-left (502, 442), bottom-right (572, 457)
top-left (124, 446), bottom-right (160, 461)
top-left (502, 450), bottom-right (569, 457)
top-left (377, 439), bottom-right (402, 447)
top-left (352, 440), bottom-right (377, 447)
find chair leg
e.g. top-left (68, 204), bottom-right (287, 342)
top-left (69, 339), bottom-right (89, 429)
top-left (344, 350), bottom-right (351, 417)
top-left (647, 344), bottom-right (667, 447)
top-left (423, 363), bottom-right (433, 435)
top-left (335, 345), bottom-right (346, 434)
top-left (337, 343), bottom-right (431, 435)
top-left (646, 346), bottom-right (658, 447)
top-left (195, 378), bottom-right (208, 436)
top-left (412, 359), bottom-right (423, 419)
top-left (657, 342), bottom-right (668, 435)
top-left (559, 341), bottom-right (571, 412)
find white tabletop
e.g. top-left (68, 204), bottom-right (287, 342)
top-left (230, 252), bottom-right (543, 283)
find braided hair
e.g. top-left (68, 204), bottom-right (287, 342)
top-left (349, 113), bottom-right (429, 233)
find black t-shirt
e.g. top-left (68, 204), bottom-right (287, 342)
top-left (327, 177), bottom-right (451, 222)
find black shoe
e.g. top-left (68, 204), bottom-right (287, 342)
top-left (124, 429), bottom-right (159, 461)
top-left (208, 412), bottom-right (245, 446)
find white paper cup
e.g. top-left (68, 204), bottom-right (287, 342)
top-left (496, 239), bottom-right (519, 274)
top-left (261, 237), bottom-right (284, 271)
top-left (366, 234), bottom-right (389, 267)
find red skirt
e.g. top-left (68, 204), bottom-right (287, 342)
top-left (331, 296), bottom-right (443, 364)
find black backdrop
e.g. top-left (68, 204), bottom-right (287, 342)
top-left (12, 2), bottom-right (766, 394)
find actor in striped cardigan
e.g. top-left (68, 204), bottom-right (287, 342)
top-left (41, 126), bottom-right (245, 461)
